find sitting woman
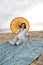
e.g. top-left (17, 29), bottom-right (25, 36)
top-left (8, 23), bottom-right (29, 45)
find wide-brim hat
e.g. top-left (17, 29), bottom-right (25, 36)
top-left (10, 17), bottom-right (30, 34)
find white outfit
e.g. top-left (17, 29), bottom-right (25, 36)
top-left (9, 29), bottom-right (29, 45)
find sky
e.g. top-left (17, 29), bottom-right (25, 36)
top-left (0, 0), bottom-right (43, 31)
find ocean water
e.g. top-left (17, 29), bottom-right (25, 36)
top-left (0, 28), bottom-right (12, 33)
top-left (0, 28), bottom-right (43, 33)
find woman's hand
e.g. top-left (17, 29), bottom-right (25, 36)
top-left (25, 31), bottom-right (29, 40)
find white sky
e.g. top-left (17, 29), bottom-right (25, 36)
top-left (0, 0), bottom-right (43, 31)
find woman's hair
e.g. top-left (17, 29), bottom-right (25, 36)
top-left (19, 23), bottom-right (26, 29)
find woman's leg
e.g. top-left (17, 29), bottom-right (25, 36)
top-left (16, 39), bottom-right (23, 45)
top-left (9, 37), bottom-right (18, 45)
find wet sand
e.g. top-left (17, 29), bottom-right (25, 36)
top-left (0, 31), bottom-right (43, 65)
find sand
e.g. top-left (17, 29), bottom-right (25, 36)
top-left (30, 52), bottom-right (43, 65)
top-left (0, 31), bottom-right (43, 42)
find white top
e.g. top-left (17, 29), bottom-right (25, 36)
top-left (16, 29), bottom-right (29, 41)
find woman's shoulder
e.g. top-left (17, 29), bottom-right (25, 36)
top-left (24, 29), bottom-right (29, 33)
top-left (24, 29), bottom-right (28, 31)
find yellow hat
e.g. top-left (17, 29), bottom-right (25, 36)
top-left (10, 17), bottom-right (30, 34)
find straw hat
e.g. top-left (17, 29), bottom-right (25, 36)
top-left (10, 17), bottom-right (30, 34)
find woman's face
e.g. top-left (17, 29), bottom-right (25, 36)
top-left (22, 24), bottom-right (25, 29)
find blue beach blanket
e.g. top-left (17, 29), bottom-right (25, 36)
top-left (0, 39), bottom-right (43, 65)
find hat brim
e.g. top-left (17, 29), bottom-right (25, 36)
top-left (10, 17), bottom-right (30, 34)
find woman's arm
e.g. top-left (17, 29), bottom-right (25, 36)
top-left (16, 29), bottom-right (21, 35)
top-left (25, 30), bottom-right (29, 39)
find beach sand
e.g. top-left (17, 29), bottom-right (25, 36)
top-left (0, 31), bottom-right (43, 42)
top-left (30, 52), bottom-right (43, 65)
top-left (0, 31), bottom-right (43, 65)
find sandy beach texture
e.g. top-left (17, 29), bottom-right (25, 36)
top-left (0, 31), bottom-right (43, 65)
top-left (30, 52), bottom-right (43, 65)
top-left (0, 31), bottom-right (43, 42)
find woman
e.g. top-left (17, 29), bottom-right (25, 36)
top-left (8, 23), bottom-right (29, 45)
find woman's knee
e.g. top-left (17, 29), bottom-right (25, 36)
top-left (16, 42), bottom-right (20, 45)
top-left (16, 40), bottom-right (23, 45)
